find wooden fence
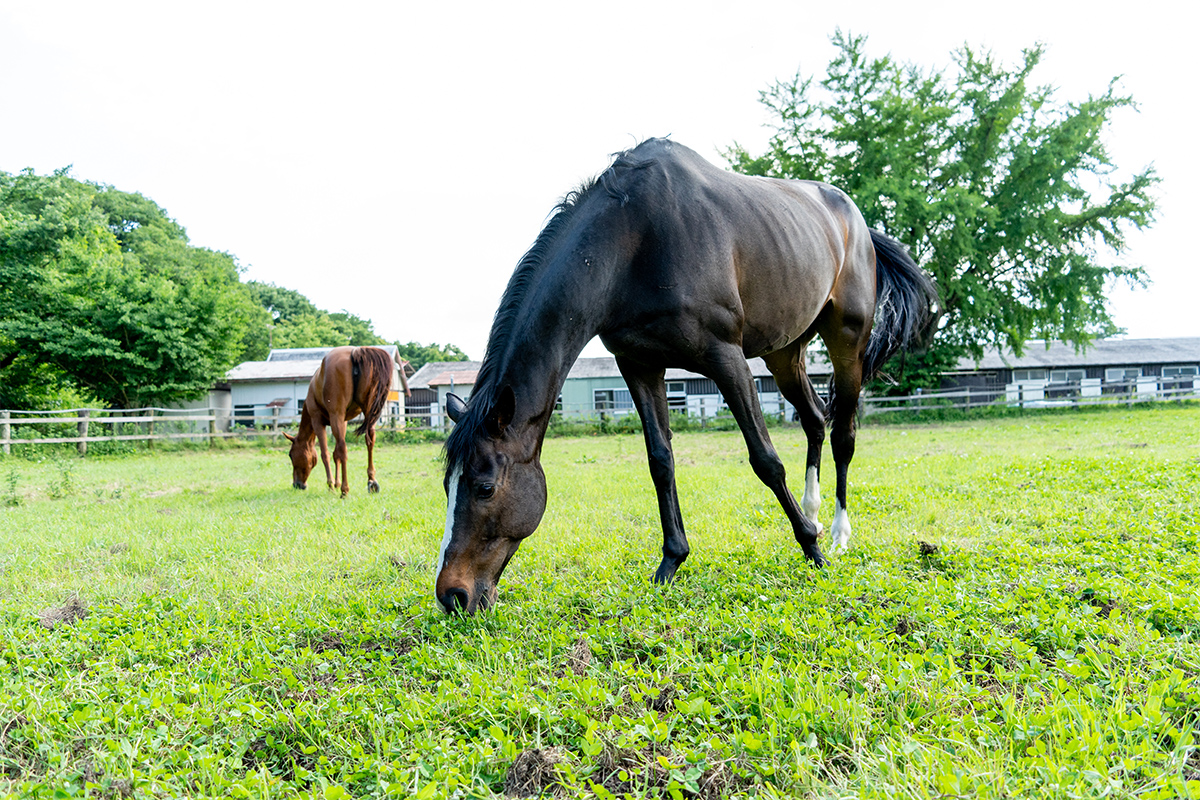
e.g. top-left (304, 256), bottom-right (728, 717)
top-left (2, 377), bottom-right (1196, 454)
top-left (0, 405), bottom-right (431, 455)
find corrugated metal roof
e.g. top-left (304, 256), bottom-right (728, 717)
top-left (955, 337), bottom-right (1200, 371)
top-left (266, 345), bottom-right (400, 362)
top-left (407, 361), bottom-right (483, 390)
top-left (226, 360), bottom-right (324, 382)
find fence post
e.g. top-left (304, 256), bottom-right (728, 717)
top-left (208, 409), bottom-right (217, 448)
top-left (147, 408), bottom-right (155, 449)
top-left (272, 406), bottom-right (280, 439)
top-left (77, 410), bottom-right (89, 456)
top-left (1, 410), bottom-right (9, 455)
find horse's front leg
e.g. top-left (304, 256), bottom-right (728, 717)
top-left (315, 423), bottom-right (334, 490)
top-left (708, 348), bottom-right (825, 568)
top-left (329, 418), bottom-right (349, 497)
top-left (617, 359), bottom-right (689, 583)
top-left (365, 426), bottom-right (380, 493)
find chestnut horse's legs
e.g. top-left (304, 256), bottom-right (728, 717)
top-left (708, 346), bottom-right (825, 568)
top-left (315, 421), bottom-right (334, 490)
top-left (617, 359), bottom-right (689, 584)
top-left (329, 416), bottom-right (350, 497)
top-left (764, 343), bottom-right (826, 532)
top-left (365, 425), bottom-right (380, 493)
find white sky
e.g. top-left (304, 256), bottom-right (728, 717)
top-left (2, 1), bottom-right (1195, 360)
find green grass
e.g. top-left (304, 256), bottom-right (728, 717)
top-left (1, 406), bottom-right (1198, 799)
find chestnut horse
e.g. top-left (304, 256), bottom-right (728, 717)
top-left (284, 346), bottom-right (409, 497)
top-left (437, 139), bottom-right (936, 613)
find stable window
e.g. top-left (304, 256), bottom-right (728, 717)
top-left (1050, 369), bottom-right (1086, 383)
top-left (233, 404), bottom-right (256, 428)
top-left (593, 388), bottom-right (633, 411)
top-left (1104, 367), bottom-right (1141, 382)
top-left (1162, 365), bottom-right (1199, 377)
top-left (666, 381), bottom-right (686, 395)
top-left (1012, 369), bottom-right (1047, 382)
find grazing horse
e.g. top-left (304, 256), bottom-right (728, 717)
top-left (284, 346), bottom-right (409, 497)
top-left (436, 139), bottom-right (936, 613)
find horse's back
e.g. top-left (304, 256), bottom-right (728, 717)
top-left (612, 140), bottom-right (875, 357)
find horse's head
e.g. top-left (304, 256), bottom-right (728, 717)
top-left (283, 431), bottom-right (317, 490)
top-left (436, 388), bottom-right (546, 614)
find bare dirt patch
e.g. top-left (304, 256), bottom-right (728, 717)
top-left (37, 595), bottom-right (88, 630)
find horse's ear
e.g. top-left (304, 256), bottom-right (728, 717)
top-left (282, 431), bottom-right (295, 442)
top-left (446, 393), bottom-right (467, 423)
top-left (486, 385), bottom-right (515, 438)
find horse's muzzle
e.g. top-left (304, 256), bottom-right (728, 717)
top-left (438, 587), bottom-right (470, 614)
top-left (293, 481), bottom-right (307, 490)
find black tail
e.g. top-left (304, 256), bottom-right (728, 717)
top-left (351, 347), bottom-right (394, 437)
top-left (862, 229), bottom-right (938, 383)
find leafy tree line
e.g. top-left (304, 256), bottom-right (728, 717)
top-left (0, 169), bottom-right (465, 410)
top-left (727, 33), bottom-right (1157, 392)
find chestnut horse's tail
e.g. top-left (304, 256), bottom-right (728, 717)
top-left (861, 229), bottom-right (939, 383)
top-left (351, 347), bottom-right (395, 437)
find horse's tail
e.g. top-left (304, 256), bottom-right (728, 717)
top-left (861, 229), bottom-right (938, 383)
top-left (351, 347), bottom-right (395, 437)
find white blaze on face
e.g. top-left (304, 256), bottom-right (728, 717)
top-left (436, 464), bottom-right (463, 598)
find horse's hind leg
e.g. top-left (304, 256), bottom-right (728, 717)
top-left (365, 426), bottom-right (379, 493)
top-left (764, 344), bottom-right (826, 530)
top-left (821, 318), bottom-right (871, 553)
top-left (617, 359), bottom-right (689, 583)
top-left (707, 348), bottom-right (824, 567)
top-left (825, 362), bottom-right (862, 553)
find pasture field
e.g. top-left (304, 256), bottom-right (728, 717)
top-left (1, 406), bottom-right (1199, 799)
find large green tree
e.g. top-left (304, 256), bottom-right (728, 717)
top-left (0, 169), bottom-right (256, 408)
top-left (726, 33), bottom-right (1158, 391)
top-left (237, 281), bottom-right (389, 359)
top-left (394, 341), bottom-right (469, 373)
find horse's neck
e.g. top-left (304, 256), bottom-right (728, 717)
top-left (296, 404), bottom-right (318, 442)
top-left (493, 286), bottom-right (604, 439)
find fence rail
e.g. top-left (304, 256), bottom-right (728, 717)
top-left (2, 377), bottom-right (1196, 453)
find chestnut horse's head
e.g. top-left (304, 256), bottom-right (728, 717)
top-left (283, 431), bottom-right (317, 490)
top-left (436, 388), bottom-right (546, 614)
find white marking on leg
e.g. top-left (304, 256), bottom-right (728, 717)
top-left (436, 464), bottom-right (462, 600)
top-left (801, 466), bottom-right (822, 525)
top-left (829, 501), bottom-right (851, 553)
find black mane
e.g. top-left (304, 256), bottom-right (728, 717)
top-left (442, 142), bottom-right (659, 472)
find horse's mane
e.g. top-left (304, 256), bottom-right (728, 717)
top-left (443, 141), bottom-right (660, 472)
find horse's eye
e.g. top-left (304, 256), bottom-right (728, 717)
top-left (476, 483), bottom-right (495, 500)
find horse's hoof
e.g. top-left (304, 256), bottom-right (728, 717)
top-left (367, 480), bottom-right (380, 494)
top-left (653, 558), bottom-right (682, 585)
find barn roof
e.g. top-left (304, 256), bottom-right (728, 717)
top-left (953, 337), bottom-right (1200, 371)
top-left (227, 345), bottom-right (408, 383)
top-left (226, 359), bottom-right (324, 382)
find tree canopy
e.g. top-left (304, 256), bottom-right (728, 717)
top-left (394, 341), bottom-right (470, 373)
top-left (0, 168), bottom-right (472, 410)
top-left (726, 32), bottom-right (1158, 390)
top-left (0, 169), bottom-right (257, 409)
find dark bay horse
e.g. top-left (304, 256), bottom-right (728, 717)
top-left (437, 139), bottom-right (936, 613)
top-left (284, 346), bottom-right (409, 497)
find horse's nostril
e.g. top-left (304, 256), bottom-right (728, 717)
top-left (440, 588), bottom-right (470, 614)
top-left (294, 481), bottom-right (306, 490)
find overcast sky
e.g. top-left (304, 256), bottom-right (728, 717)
top-left (2, 1), bottom-right (1194, 360)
